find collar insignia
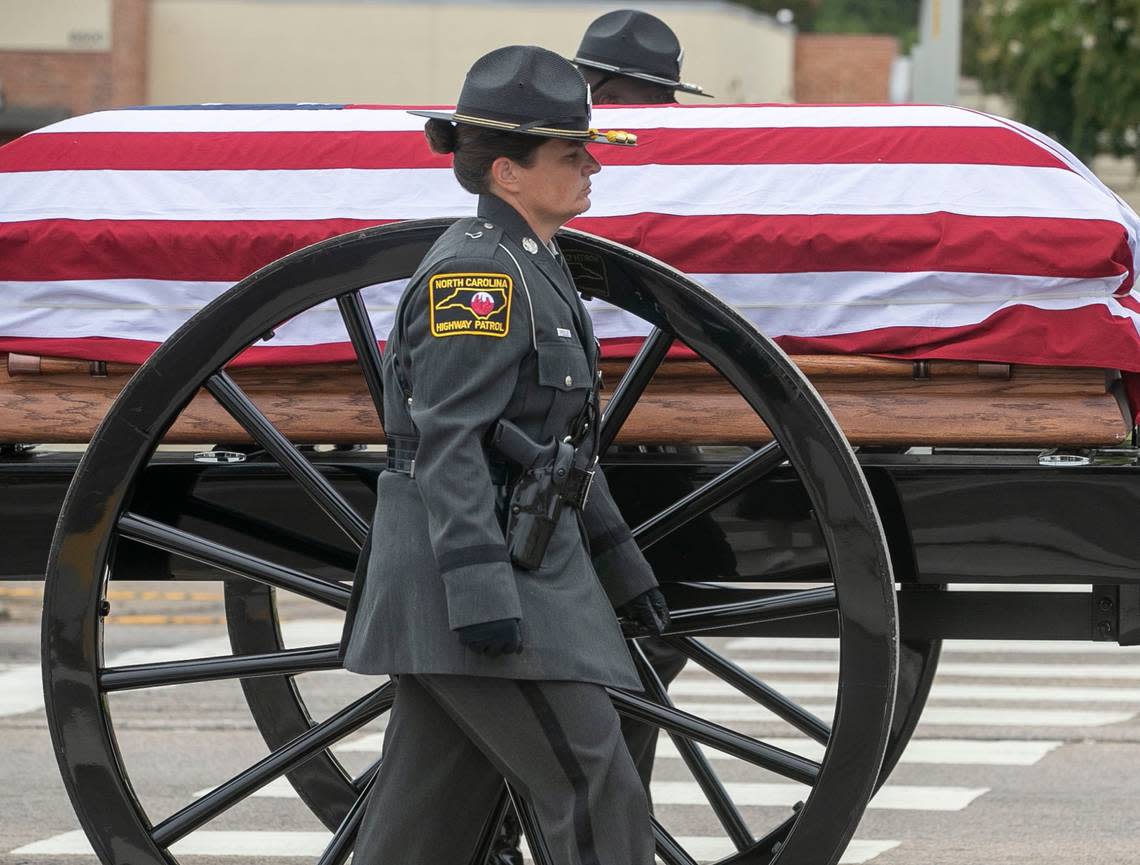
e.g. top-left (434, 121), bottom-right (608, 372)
top-left (522, 237), bottom-right (539, 254)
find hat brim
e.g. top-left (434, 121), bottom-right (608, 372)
top-left (407, 109), bottom-right (636, 146)
top-left (573, 57), bottom-right (714, 98)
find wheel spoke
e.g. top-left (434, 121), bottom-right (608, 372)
top-left (182, 495), bottom-right (358, 572)
top-left (728, 813), bottom-right (798, 865)
top-left (352, 758), bottom-right (381, 793)
top-left (632, 644), bottom-right (753, 851)
top-left (598, 327), bottom-right (673, 453)
top-left (508, 783), bottom-right (556, 865)
top-left (466, 785), bottom-right (513, 865)
top-left (316, 771), bottom-right (377, 865)
top-left (118, 513), bottom-right (350, 609)
top-left (101, 644), bottom-right (341, 692)
top-left (633, 441), bottom-right (785, 551)
top-left (151, 683), bottom-right (393, 847)
top-left (337, 291), bottom-right (386, 425)
top-left (666, 637), bottom-right (831, 745)
top-left (665, 586), bottom-right (837, 636)
top-left (652, 816), bottom-right (700, 865)
top-left (205, 371), bottom-right (369, 546)
top-left (607, 689), bottom-right (819, 785)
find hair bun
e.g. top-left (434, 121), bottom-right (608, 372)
top-left (424, 119), bottom-right (459, 154)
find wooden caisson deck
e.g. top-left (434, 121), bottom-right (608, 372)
top-left (1, 350), bottom-right (1128, 447)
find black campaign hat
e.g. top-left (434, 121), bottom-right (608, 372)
top-left (409, 45), bottom-right (637, 146)
top-left (574, 9), bottom-right (712, 97)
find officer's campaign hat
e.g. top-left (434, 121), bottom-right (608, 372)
top-left (573, 9), bottom-right (712, 97)
top-left (409, 45), bottom-right (637, 146)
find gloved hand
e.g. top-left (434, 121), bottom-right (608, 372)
top-left (456, 618), bottom-right (523, 657)
top-left (618, 587), bottom-right (671, 637)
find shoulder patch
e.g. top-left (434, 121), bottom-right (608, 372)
top-left (429, 272), bottom-right (513, 339)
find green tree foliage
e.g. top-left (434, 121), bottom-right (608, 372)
top-left (814, 0), bottom-right (919, 50)
top-left (971, 0), bottom-right (1140, 161)
top-left (737, 0), bottom-right (917, 46)
top-left (738, 1), bottom-right (823, 31)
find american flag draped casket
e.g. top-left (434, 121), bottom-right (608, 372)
top-left (1, 102), bottom-right (1139, 423)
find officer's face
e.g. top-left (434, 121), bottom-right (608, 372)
top-left (582, 67), bottom-right (673, 105)
top-left (513, 139), bottom-right (601, 224)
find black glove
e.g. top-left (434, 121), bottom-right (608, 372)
top-left (618, 587), bottom-right (671, 637)
top-left (456, 618), bottom-right (523, 657)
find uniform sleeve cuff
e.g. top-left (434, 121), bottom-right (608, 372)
top-left (592, 536), bottom-right (659, 608)
top-left (440, 560), bottom-right (523, 630)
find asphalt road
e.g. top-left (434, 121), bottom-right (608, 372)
top-left (3, 582), bottom-right (1140, 865)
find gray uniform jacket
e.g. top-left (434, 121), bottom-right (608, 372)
top-left (341, 194), bottom-right (658, 689)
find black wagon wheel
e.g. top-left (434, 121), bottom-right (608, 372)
top-left (43, 220), bottom-right (898, 865)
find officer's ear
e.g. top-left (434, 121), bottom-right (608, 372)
top-left (489, 156), bottom-right (523, 194)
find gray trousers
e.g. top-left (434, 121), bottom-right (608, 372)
top-left (621, 637), bottom-right (689, 806)
top-left (353, 673), bottom-right (654, 865)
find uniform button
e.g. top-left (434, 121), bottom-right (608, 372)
top-left (484, 222), bottom-right (494, 229)
top-left (565, 375), bottom-right (573, 387)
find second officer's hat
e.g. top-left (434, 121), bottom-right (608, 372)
top-left (573, 9), bottom-right (712, 97)
top-left (409, 45), bottom-right (636, 146)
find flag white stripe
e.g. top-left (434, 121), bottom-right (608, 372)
top-left (9, 830), bottom-right (899, 863)
top-left (1003, 115), bottom-right (1140, 266)
top-left (34, 104), bottom-right (1010, 135)
top-left (2, 273), bottom-right (1131, 345)
top-left (1, 163), bottom-right (1117, 223)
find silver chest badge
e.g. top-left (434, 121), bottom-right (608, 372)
top-left (522, 237), bottom-right (538, 254)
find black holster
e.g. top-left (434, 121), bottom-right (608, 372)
top-left (491, 419), bottom-right (594, 570)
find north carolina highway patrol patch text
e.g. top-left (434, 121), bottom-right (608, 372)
top-left (429, 272), bottom-right (513, 338)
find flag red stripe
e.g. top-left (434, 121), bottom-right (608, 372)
top-left (774, 303), bottom-right (1140, 373)
top-left (2, 126), bottom-right (1067, 172)
top-left (2, 213), bottom-right (1129, 285)
top-left (0, 218), bottom-right (392, 281)
top-left (4, 303), bottom-right (1140, 372)
top-left (573, 213), bottom-right (1135, 285)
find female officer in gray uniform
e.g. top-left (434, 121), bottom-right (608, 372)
top-left (341, 45), bottom-right (669, 864)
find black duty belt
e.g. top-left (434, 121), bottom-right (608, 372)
top-left (386, 434), bottom-right (509, 485)
top-left (386, 435), bottom-right (419, 477)
top-left (559, 464), bottom-right (595, 511)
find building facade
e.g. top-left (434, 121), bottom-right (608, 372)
top-left (0, 0), bottom-right (148, 142)
top-left (0, 0), bottom-right (795, 138)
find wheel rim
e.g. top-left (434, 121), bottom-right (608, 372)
top-left (43, 219), bottom-right (898, 865)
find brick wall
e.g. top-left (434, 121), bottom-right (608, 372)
top-left (0, 0), bottom-right (148, 126)
top-left (110, 0), bottom-right (148, 107)
top-left (795, 34), bottom-right (899, 103)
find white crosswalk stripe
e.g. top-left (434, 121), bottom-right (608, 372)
top-left (0, 663), bottom-right (48, 718)
top-left (667, 678), bottom-right (1140, 703)
top-left (654, 781), bottom-right (988, 811)
top-left (11, 619), bottom-right (1140, 864)
top-left (670, 701), bottom-right (1136, 727)
top-left (725, 637), bottom-right (1140, 655)
top-left (9, 830), bottom-right (899, 863)
top-left (334, 732), bottom-right (1063, 766)
top-left (197, 776), bottom-right (987, 812)
top-left (729, 657), bottom-right (1140, 680)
